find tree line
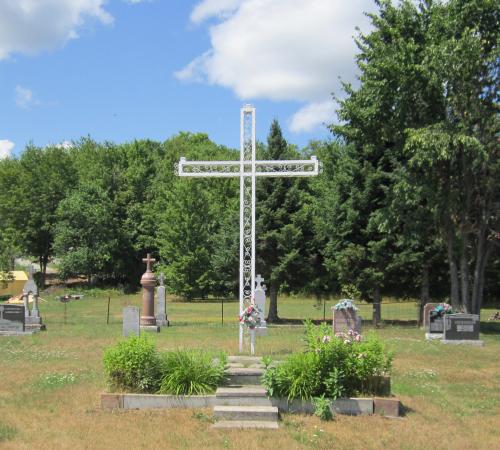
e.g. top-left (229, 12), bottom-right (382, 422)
top-left (0, 0), bottom-right (498, 320)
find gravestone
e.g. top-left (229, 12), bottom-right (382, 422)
top-left (23, 265), bottom-right (45, 331)
top-left (155, 273), bottom-right (169, 327)
top-left (425, 307), bottom-right (445, 340)
top-left (442, 314), bottom-right (483, 346)
top-left (0, 304), bottom-right (28, 335)
top-left (422, 303), bottom-right (439, 329)
top-left (140, 253), bottom-right (160, 332)
top-left (254, 274), bottom-right (267, 336)
top-left (332, 300), bottom-right (361, 334)
top-left (123, 306), bottom-right (140, 337)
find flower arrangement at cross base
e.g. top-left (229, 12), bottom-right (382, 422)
top-left (239, 304), bottom-right (262, 329)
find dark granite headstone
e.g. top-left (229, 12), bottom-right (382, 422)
top-left (0, 304), bottom-right (25, 333)
top-left (423, 303), bottom-right (439, 329)
top-left (443, 314), bottom-right (480, 341)
top-left (429, 314), bottom-right (444, 334)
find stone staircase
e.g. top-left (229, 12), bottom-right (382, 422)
top-left (212, 356), bottom-right (279, 429)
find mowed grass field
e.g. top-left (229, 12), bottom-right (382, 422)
top-left (1, 291), bottom-right (499, 450)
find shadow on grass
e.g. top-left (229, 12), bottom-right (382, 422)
top-left (399, 402), bottom-right (415, 417)
top-left (479, 321), bottom-right (500, 334)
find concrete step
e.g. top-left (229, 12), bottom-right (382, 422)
top-left (228, 356), bottom-right (262, 364)
top-left (215, 386), bottom-right (271, 406)
top-left (214, 405), bottom-right (278, 422)
top-left (216, 386), bottom-right (267, 398)
top-left (225, 367), bottom-right (264, 385)
top-left (212, 420), bottom-right (279, 430)
top-left (225, 363), bottom-right (245, 369)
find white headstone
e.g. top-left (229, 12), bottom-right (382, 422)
top-left (155, 273), bottom-right (168, 327)
top-left (254, 274), bottom-right (267, 335)
top-left (123, 306), bottom-right (140, 337)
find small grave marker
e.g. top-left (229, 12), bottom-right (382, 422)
top-left (123, 306), bottom-right (140, 337)
top-left (332, 300), bottom-right (361, 334)
top-left (0, 304), bottom-right (25, 335)
top-left (155, 273), bottom-right (169, 327)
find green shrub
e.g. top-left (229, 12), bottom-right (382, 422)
top-left (264, 322), bottom-right (393, 400)
top-left (103, 336), bottom-right (161, 393)
top-left (158, 349), bottom-right (226, 395)
top-left (313, 395), bottom-right (334, 421)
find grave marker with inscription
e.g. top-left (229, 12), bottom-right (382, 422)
top-left (0, 304), bottom-right (26, 335)
top-left (443, 314), bottom-right (483, 346)
top-left (155, 273), bottom-right (169, 327)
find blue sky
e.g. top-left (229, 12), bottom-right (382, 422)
top-left (0, 0), bottom-right (376, 158)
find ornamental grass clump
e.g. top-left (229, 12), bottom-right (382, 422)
top-left (158, 349), bottom-right (226, 395)
top-left (263, 321), bottom-right (393, 400)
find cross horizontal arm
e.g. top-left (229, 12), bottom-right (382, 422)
top-left (176, 156), bottom-right (320, 178)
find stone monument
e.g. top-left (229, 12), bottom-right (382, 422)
top-left (254, 274), bottom-right (267, 335)
top-left (140, 253), bottom-right (160, 332)
top-left (422, 303), bottom-right (439, 329)
top-left (0, 304), bottom-right (29, 335)
top-left (23, 265), bottom-right (45, 332)
top-left (123, 306), bottom-right (140, 337)
top-left (442, 313), bottom-right (483, 346)
top-left (155, 272), bottom-right (169, 327)
top-left (332, 300), bottom-right (361, 334)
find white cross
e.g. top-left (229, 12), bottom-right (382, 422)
top-left (255, 274), bottom-right (265, 290)
top-left (177, 105), bottom-right (320, 351)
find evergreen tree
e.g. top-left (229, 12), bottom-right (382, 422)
top-left (256, 120), bottom-right (315, 322)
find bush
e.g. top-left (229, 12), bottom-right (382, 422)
top-left (103, 336), bottom-right (162, 393)
top-left (262, 352), bottom-right (321, 400)
top-left (159, 349), bottom-right (226, 395)
top-left (313, 395), bottom-right (334, 421)
top-left (263, 321), bottom-right (393, 400)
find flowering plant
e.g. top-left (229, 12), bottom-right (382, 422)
top-left (335, 329), bottom-right (362, 344)
top-left (431, 303), bottom-right (453, 318)
top-left (333, 299), bottom-right (358, 311)
top-left (239, 304), bottom-right (262, 329)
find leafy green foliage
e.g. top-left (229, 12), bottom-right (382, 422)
top-left (159, 349), bottom-right (226, 395)
top-left (103, 336), bottom-right (162, 393)
top-left (313, 395), bottom-right (334, 421)
top-left (103, 339), bottom-right (226, 395)
top-left (263, 322), bottom-right (393, 400)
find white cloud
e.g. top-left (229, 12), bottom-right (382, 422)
top-left (54, 140), bottom-right (74, 149)
top-left (190, 0), bottom-right (243, 24)
top-left (15, 85), bottom-right (39, 109)
top-left (0, 140), bottom-right (15, 159)
top-left (0, 1), bottom-right (113, 60)
top-left (179, 0), bottom-right (375, 132)
top-left (289, 100), bottom-right (336, 133)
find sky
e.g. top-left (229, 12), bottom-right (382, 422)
top-left (0, 0), bottom-right (377, 158)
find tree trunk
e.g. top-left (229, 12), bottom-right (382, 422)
top-left (267, 281), bottom-right (279, 323)
top-left (419, 264), bottom-right (430, 326)
top-left (39, 256), bottom-right (47, 288)
top-left (446, 228), bottom-right (460, 309)
top-left (459, 226), bottom-right (470, 312)
top-left (471, 234), bottom-right (492, 315)
top-left (372, 286), bottom-right (381, 326)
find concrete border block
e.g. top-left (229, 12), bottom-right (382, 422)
top-left (373, 397), bottom-right (400, 417)
top-left (101, 394), bottom-right (124, 410)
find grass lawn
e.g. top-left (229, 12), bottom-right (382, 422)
top-left (1, 290), bottom-right (499, 449)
